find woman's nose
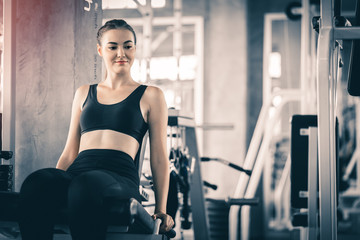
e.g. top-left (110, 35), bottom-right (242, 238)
top-left (117, 48), bottom-right (125, 57)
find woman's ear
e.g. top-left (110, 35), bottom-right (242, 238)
top-left (97, 44), bottom-right (102, 57)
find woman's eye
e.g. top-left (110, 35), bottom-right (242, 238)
top-left (108, 46), bottom-right (117, 50)
top-left (124, 45), bottom-right (133, 49)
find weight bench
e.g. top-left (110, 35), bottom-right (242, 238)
top-left (0, 132), bottom-right (176, 239)
top-left (0, 192), bottom-right (174, 239)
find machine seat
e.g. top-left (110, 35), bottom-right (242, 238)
top-left (0, 191), bottom-right (175, 238)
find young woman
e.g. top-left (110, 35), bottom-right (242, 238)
top-left (18, 19), bottom-right (174, 240)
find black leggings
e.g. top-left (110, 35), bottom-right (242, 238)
top-left (18, 149), bottom-right (141, 240)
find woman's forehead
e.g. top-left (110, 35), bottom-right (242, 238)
top-left (102, 29), bottom-right (134, 43)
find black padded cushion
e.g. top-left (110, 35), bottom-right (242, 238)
top-left (0, 191), bottom-right (20, 222)
top-left (291, 212), bottom-right (308, 227)
top-left (0, 192), bottom-right (176, 237)
top-left (290, 115), bottom-right (317, 209)
top-left (0, 192), bottom-right (149, 230)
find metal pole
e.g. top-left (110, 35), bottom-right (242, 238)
top-left (173, 0), bottom-right (182, 110)
top-left (185, 127), bottom-right (210, 240)
top-left (173, 0), bottom-right (182, 81)
top-left (308, 127), bottom-right (318, 240)
top-left (317, 0), bottom-right (337, 238)
top-left (2, 0), bottom-right (16, 183)
top-left (134, 0), bottom-right (153, 83)
top-left (301, 0), bottom-right (310, 114)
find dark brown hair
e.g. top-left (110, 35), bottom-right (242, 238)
top-left (97, 19), bottom-right (137, 45)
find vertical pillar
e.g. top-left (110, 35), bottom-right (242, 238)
top-left (308, 127), bottom-right (318, 239)
top-left (300, 0), bottom-right (311, 113)
top-left (173, 0), bottom-right (182, 110)
top-left (134, 0), bottom-right (153, 83)
top-left (186, 126), bottom-right (210, 240)
top-left (75, 0), bottom-right (103, 87)
top-left (317, 0), bottom-right (337, 239)
top-left (1, 0), bottom-right (16, 181)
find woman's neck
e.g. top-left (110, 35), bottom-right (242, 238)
top-left (102, 72), bottom-right (136, 89)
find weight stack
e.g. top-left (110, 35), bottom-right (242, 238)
top-left (0, 165), bottom-right (13, 191)
top-left (206, 199), bottom-right (229, 240)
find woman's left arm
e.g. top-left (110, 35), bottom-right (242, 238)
top-left (146, 86), bottom-right (173, 232)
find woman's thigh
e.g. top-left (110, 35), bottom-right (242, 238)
top-left (67, 169), bottom-right (140, 207)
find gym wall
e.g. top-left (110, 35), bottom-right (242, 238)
top-left (14, 0), bottom-right (102, 191)
top-left (202, 0), bottom-right (247, 198)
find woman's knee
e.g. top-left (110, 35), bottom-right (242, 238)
top-left (20, 168), bottom-right (71, 201)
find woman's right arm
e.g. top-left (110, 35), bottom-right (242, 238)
top-left (56, 85), bottom-right (89, 170)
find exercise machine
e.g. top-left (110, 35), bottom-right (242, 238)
top-left (290, 115), bottom-right (339, 239)
top-left (167, 108), bottom-right (260, 240)
top-left (0, 131), bottom-right (176, 240)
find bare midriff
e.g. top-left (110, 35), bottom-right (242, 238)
top-left (78, 130), bottom-right (140, 160)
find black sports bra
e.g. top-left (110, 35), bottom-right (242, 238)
top-left (80, 84), bottom-right (149, 144)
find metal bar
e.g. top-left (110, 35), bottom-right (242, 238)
top-left (334, 27), bottom-right (360, 39)
top-left (173, 0), bottom-right (182, 67)
top-left (356, 102), bottom-right (360, 190)
top-left (262, 13), bottom-right (288, 106)
top-left (153, 219), bottom-right (162, 234)
top-left (343, 147), bottom-right (360, 181)
top-left (134, 0), bottom-right (153, 83)
top-left (357, 145), bottom-right (360, 191)
top-left (300, 228), bottom-right (308, 240)
top-left (262, 13), bottom-right (272, 106)
top-left (310, 6), bottom-right (319, 114)
top-left (173, 0), bottom-right (182, 110)
top-left (321, 0), bottom-right (334, 28)
top-left (192, 16), bottom-right (204, 155)
top-left (316, 25), bottom-right (337, 240)
top-left (301, 0), bottom-right (310, 114)
top-left (185, 127), bottom-right (210, 240)
top-left (308, 127), bottom-right (318, 240)
top-left (283, 168), bottom-right (292, 229)
top-left (2, 0), bottom-right (16, 179)
top-left (118, 16), bottom-right (203, 26)
top-left (273, 155), bottom-right (291, 229)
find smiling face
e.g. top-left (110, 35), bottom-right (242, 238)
top-left (97, 28), bottom-right (136, 76)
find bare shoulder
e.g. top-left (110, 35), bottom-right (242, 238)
top-left (142, 85), bottom-right (167, 113)
top-left (143, 85), bottom-right (165, 104)
top-left (74, 84), bottom-right (91, 108)
top-left (76, 84), bottom-right (90, 97)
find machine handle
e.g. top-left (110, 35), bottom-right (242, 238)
top-left (200, 157), bottom-right (252, 176)
top-left (203, 180), bottom-right (218, 190)
top-left (154, 218), bottom-right (177, 238)
top-left (153, 218), bottom-right (162, 234)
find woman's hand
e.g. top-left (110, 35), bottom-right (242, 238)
top-left (152, 212), bottom-right (174, 233)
